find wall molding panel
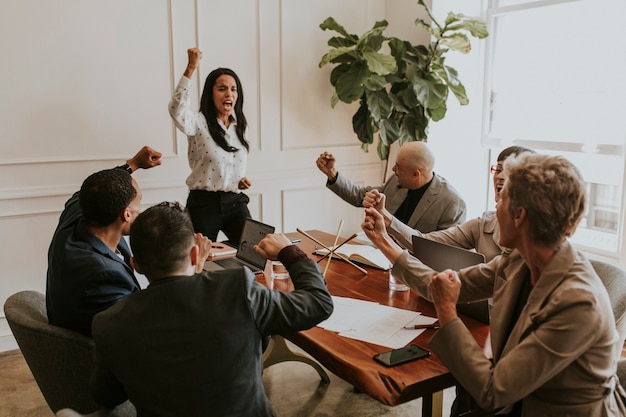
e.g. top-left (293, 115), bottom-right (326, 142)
top-left (0, 0), bottom-right (424, 353)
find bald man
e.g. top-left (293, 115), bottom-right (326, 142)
top-left (316, 142), bottom-right (466, 233)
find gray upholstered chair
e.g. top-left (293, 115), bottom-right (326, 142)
top-left (55, 406), bottom-right (133, 417)
top-left (618, 359), bottom-right (626, 390)
top-left (3, 290), bottom-right (134, 416)
top-left (590, 259), bottom-right (626, 345)
top-left (590, 260), bottom-right (626, 392)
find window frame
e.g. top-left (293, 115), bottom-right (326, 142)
top-left (480, 0), bottom-right (626, 259)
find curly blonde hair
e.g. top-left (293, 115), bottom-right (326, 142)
top-left (503, 153), bottom-right (586, 247)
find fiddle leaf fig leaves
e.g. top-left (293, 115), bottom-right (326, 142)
top-left (379, 118), bottom-right (401, 146)
top-left (441, 33), bottom-right (471, 54)
top-left (320, 17), bottom-right (358, 41)
top-left (440, 65), bottom-right (469, 105)
top-left (335, 62), bottom-right (369, 103)
top-left (319, 2), bottom-right (487, 159)
top-left (411, 74), bottom-right (447, 111)
top-left (367, 89), bottom-right (393, 121)
top-left (362, 48), bottom-right (397, 75)
top-left (445, 14), bottom-right (489, 39)
top-left (352, 99), bottom-right (375, 145)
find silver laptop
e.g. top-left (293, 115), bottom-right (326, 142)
top-left (411, 236), bottom-right (490, 323)
top-left (203, 218), bottom-right (275, 274)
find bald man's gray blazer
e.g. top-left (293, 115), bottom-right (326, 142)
top-left (327, 172), bottom-right (466, 233)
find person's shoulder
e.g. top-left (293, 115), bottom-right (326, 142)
top-left (53, 236), bottom-right (112, 280)
top-left (480, 211), bottom-right (498, 228)
top-left (49, 202), bottom-right (82, 248)
top-left (91, 294), bottom-right (137, 339)
top-left (454, 215), bottom-right (485, 232)
top-left (432, 172), bottom-right (449, 183)
top-left (92, 293), bottom-right (126, 324)
top-left (93, 293), bottom-right (128, 320)
top-left (198, 267), bottom-right (254, 286)
top-left (563, 246), bottom-right (604, 290)
top-left (65, 219), bottom-right (104, 250)
top-left (68, 243), bottom-right (122, 272)
top-left (544, 252), bottom-right (609, 318)
top-left (497, 248), bottom-right (523, 268)
top-left (55, 240), bottom-right (137, 295)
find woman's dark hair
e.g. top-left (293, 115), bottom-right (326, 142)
top-left (199, 68), bottom-right (249, 153)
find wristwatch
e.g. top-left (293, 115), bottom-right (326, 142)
top-left (116, 163), bottom-right (133, 174)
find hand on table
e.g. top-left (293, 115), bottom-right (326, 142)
top-left (254, 233), bottom-right (292, 260)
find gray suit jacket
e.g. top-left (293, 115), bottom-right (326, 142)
top-left (393, 242), bottom-right (626, 416)
top-left (90, 259), bottom-right (333, 417)
top-left (328, 172), bottom-right (466, 233)
top-left (388, 211), bottom-right (503, 262)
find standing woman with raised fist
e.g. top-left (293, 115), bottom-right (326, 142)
top-left (169, 47), bottom-right (252, 246)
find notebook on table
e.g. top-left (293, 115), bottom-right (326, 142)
top-left (203, 218), bottom-right (275, 274)
top-left (313, 243), bottom-right (391, 270)
top-left (411, 236), bottom-right (490, 323)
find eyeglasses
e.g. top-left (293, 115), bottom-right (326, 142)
top-left (157, 201), bottom-right (184, 211)
top-left (490, 165), bottom-right (503, 174)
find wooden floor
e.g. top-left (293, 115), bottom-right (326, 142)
top-left (0, 346), bottom-right (453, 417)
top-left (0, 350), bottom-right (53, 417)
top-left (4, 342), bottom-right (625, 417)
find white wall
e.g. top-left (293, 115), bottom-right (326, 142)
top-left (0, 0), bottom-right (488, 352)
top-left (427, 0), bottom-right (491, 217)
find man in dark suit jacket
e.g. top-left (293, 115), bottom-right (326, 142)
top-left (46, 146), bottom-right (162, 336)
top-left (90, 203), bottom-right (334, 417)
top-left (316, 141), bottom-right (466, 233)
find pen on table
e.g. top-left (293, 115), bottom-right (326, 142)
top-left (404, 324), bottom-right (440, 330)
top-left (291, 239), bottom-right (302, 244)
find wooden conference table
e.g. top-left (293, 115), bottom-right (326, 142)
top-left (259, 230), bottom-right (490, 417)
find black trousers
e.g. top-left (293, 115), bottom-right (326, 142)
top-left (186, 190), bottom-right (251, 246)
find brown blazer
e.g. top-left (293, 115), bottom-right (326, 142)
top-left (394, 242), bottom-right (626, 416)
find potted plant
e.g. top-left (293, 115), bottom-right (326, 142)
top-left (319, 0), bottom-right (488, 161)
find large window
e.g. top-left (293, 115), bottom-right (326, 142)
top-left (484, 0), bottom-right (626, 255)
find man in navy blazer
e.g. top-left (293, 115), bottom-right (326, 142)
top-left (90, 203), bottom-right (333, 417)
top-left (46, 146), bottom-right (162, 336)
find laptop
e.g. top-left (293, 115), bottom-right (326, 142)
top-left (203, 218), bottom-right (275, 274)
top-left (411, 236), bottom-right (490, 323)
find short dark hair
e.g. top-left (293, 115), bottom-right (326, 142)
top-left (497, 146), bottom-right (534, 162)
top-left (130, 202), bottom-right (195, 279)
top-left (79, 169), bottom-right (136, 227)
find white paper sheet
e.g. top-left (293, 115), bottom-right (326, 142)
top-left (317, 296), bottom-right (379, 332)
top-left (318, 296), bottom-right (438, 348)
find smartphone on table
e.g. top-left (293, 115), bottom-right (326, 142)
top-left (373, 344), bottom-right (430, 367)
